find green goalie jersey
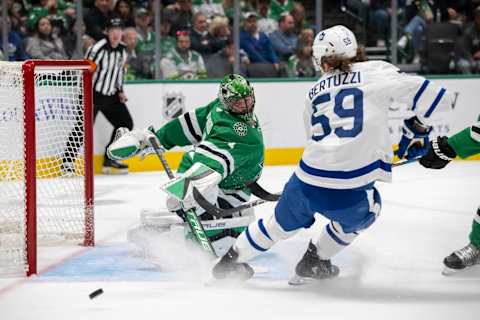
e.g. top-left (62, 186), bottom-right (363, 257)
top-left (155, 98), bottom-right (264, 191)
top-left (448, 121), bottom-right (480, 158)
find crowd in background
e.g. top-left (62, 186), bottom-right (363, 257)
top-left (2, 0), bottom-right (480, 78)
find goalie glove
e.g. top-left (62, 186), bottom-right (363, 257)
top-left (107, 127), bottom-right (161, 161)
top-left (419, 136), bottom-right (457, 169)
top-left (396, 116), bottom-right (432, 160)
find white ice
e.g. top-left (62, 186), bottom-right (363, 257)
top-left (1, 162), bottom-right (479, 320)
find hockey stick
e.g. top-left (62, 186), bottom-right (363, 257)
top-left (246, 181), bottom-right (281, 201)
top-left (193, 188), bottom-right (277, 218)
top-left (196, 156), bottom-right (421, 217)
top-left (392, 156), bottom-right (421, 167)
top-left (147, 136), bottom-right (216, 256)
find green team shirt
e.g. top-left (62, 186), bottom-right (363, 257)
top-left (155, 98), bottom-right (264, 191)
top-left (448, 121), bottom-right (480, 158)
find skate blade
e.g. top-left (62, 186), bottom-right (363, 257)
top-left (102, 167), bottom-right (128, 175)
top-left (288, 275), bottom-right (316, 286)
top-left (442, 267), bottom-right (459, 276)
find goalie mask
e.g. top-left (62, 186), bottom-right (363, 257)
top-left (218, 74), bottom-right (255, 120)
top-left (312, 25), bottom-right (358, 72)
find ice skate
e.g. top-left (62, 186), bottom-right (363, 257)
top-left (288, 241), bottom-right (339, 285)
top-left (212, 247), bottom-right (254, 281)
top-left (442, 243), bottom-right (480, 276)
top-left (102, 158), bottom-right (129, 174)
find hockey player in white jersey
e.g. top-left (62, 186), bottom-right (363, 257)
top-left (211, 25), bottom-right (453, 283)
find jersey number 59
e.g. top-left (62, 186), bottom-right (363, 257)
top-left (311, 88), bottom-right (363, 141)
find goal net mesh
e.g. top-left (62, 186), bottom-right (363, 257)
top-left (0, 62), bottom-right (88, 275)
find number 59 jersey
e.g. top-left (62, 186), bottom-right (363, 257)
top-left (297, 60), bottom-right (453, 189)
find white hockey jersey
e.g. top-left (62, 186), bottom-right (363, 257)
top-left (296, 60), bottom-right (453, 189)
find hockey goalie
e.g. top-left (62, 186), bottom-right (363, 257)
top-left (107, 74), bottom-right (265, 258)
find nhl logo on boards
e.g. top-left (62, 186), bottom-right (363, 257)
top-left (233, 122), bottom-right (248, 136)
top-left (162, 92), bottom-right (185, 120)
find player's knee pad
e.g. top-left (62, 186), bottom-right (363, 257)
top-left (234, 214), bottom-right (298, 262)
top-left (355, 186), bottom-right (382, 232)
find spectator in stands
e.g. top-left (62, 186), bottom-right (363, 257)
top-left (269, 13), bottom-right (297, 62)
top-left (209, 15), bottom-right (231, 44)
top-left (27, 0), bottom-right (76, 37)
top-left (240, 12), bottom-right (279, 69)
top-left (25, 16), bottom-right (68, 60)
top-left (286, 39), bottom-right (316, 78)
top-left (298, 27), bottom-right (314, 46)
top-left (271, 0), bottom-right (294, 21)
top-left (160, 30), bottom-right (208, 80)
top-left (206, 38), bottom-right (248, 78)
top-left (443, 0), bottom-right (475, 26)
top-left (159, 17), bottom-right (177, 57)
top-left (397, 0), bottom-right (443, 62)
top-left (456, 6), bottom-right (480, 74)
top-left (165, 0), bottom-right (194, 35)
top-left (290, 2), bottom-right (307, 35)
top-left (114, 0), bottom-right (135, 28)
top-left (193, 0), bottom-right (225, 21)
top-left (123, 27), bottom-right (142, 80)
top-left (190, 12), bottom-right (226, 60)
top-left (133, 7), bottom-right (155, 78)
top-left (223, 0), bottom-right (256, 21)
top-left (371, 0), bottom-right (391, 47)
top-left (257, 0), bottom-right (278, 34)
top-left (84, 0), bottom-right (115, 41)
top-left (0, 16), bottom-right (29, 61)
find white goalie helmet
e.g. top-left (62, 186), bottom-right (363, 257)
top-left (312, 25), bottom-right (358, 71)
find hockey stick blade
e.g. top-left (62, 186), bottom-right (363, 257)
top-left (193, 187), bottom-right (275, 218)
top-left (392, 156), bottom-right (421, 167)
top-left (246, 181), bottom-right (282, 201)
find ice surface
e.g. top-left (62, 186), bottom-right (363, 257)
top-left (0, 162), bottom-right (479, 320)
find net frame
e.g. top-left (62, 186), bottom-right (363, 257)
top-left (1, 60), bottom-right (95, 276)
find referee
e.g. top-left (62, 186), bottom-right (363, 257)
top-left (63, 17), bottom-right (133, 174)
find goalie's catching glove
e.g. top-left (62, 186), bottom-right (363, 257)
top-left (396, 116), bottom-right (432, 160)
top-left (419, 136), bottom-right (456, 169)
top-left (107, 127), bottom-right (160, 161)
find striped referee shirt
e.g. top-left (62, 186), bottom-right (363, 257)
top-left (86, 38), bottom-right (127, 96)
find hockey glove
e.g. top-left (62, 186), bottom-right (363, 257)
top-left (396, 116), bottom-right (432, 160)
top-left (107, 127), bottom-right (160, 161)
top-left (419, 136), bottom-right (456, 169)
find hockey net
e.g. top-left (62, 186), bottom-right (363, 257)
top-left (0, 60), bottom-right (94, 276)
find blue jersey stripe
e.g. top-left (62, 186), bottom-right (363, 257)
top-left (258, 219), bottom-right (272, 241)
top-left (424, 88), bottom-right (446, 118)
top-left (299, 159), bottom-right (391, 179)
top-left (326, 224), bottom-right (349, 246)
top-left (245, 228), bottom-right (268, 252)
top-left (412, 80), bottom-right (430, 111)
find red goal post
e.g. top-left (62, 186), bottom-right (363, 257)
top-left (0, 60), bottom-right (95, 276)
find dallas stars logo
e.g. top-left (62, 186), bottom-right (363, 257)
top-left (233, 122), bottom-right (248, 136)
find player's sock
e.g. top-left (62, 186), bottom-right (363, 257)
top-left (469, 208), bottom-right (480, 248)
top-left (315, 221), bottom-right (358, 259)
top-left (234, 215), bottom-right (298, 262)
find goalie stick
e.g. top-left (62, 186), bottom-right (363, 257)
top-left (147, 135), bottom-right (216, 256)
top-left (193, 188), bottom-right (279, 218)
top-left (195, 157), bottom-right (419, 217)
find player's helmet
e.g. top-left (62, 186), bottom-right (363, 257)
top-left (312, 25), bottom-right (358, 71)
top-left (218, 74), bottom-right (255, 117)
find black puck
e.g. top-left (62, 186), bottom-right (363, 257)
top-left (89, 288), bottom-right (104, 299)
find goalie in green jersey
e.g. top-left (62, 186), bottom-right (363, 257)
top-left (420, 121), bottom-right (480, 273)
top-left (107, 74), bottom-right (264, 256)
